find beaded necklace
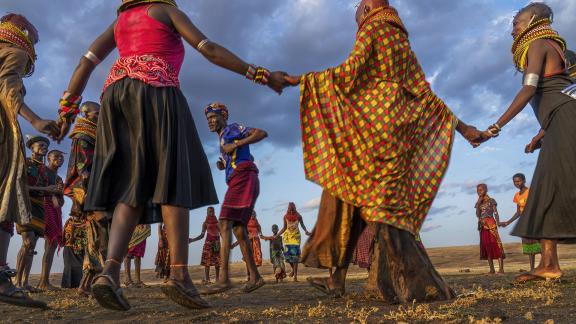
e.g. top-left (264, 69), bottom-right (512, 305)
top-left (0, 22), bottom-right (36, 76)
top-left (511, 18), bottom-right (566, 72)
top-left (69, 117), bottom-right (97, 141)
top-left (118, 0), bottom-right (177, 13)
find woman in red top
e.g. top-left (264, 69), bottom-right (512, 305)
top-left (56, 0), bottom-right (288, 311)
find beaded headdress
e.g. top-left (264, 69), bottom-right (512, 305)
top-left (0, 14), bottom-right (38, 77)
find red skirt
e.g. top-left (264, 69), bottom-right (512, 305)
top-left (220, 162), bottom-right (259, 225)
top-left (479, 217), bottom-right (505, 260)
top-left (43, 197), bottom-right (63, 247)
top-left (200, 237), bottom-right (221, 267)
top-left (127, 240), bottom-right (147, 258)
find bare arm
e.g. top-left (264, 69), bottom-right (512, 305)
top-left (505, 205), bottom-right (522, 225)
top-left (65, 22), bottom-right (117, 96)
top-left (275, 218), bottom-right (288, 237)
top-left (189, 223), bottom-right (207, 242)
top-left (57, 22), bottom-right (117, 141)
top-left (493, 204), bottom-right (500, 224)
top-left (487, 40), bottom-right (546, 136)
top-left (298, 215), bottom-right (310, 235)
top-left (221, 128), bottom-right (268, 154)
top-left (164, 6), bottom-right (286, 93)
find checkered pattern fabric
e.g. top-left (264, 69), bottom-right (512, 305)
top-left (298, 8), bottom-right (456, 235)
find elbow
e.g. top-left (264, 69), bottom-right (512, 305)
top-left (522, 86), bottom-right (537, 99)
top-left (201, 43), bottom-right (220, 63)
top-left (260, 130), bottom-right (268, 139)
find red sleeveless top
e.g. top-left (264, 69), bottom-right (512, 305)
top-left (103, 4), bottom-right (185, 92)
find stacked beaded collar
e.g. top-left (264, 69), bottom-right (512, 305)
top-left (69, 117), bottom-right (97, 142)
top-left (118, 0), bottom-right (177, 13)
top-left (0, 21), bottom-right (36, 76)
top-left (512, 18), bottom-right (566, 72)
top-left (358, 6), bottom-right (407, 35)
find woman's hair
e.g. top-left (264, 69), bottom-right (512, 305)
top-left (517, 2), bottom-right (554, 21)
top-left (477, 183), bottom-right (488, 190)
top-left (512, 173), bottom-right (526, 181)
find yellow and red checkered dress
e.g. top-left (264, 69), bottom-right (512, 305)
top-left (298, 7), bottom-right (456, 235)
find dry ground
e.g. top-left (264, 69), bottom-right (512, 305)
top-left (1, 243), bottom-right (575, 323)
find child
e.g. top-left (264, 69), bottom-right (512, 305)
top-left (262, 224), bottom-right (287, 283)
top-left (501, 173), bottom-right (541, 271)
top-left (476, 184), bottom-right (505, 274)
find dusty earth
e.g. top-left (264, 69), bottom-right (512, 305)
top-left (1, 243), bottom-right (575, 323)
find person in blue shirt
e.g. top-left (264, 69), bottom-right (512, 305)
top-left (203, 102), bottom-right (268, 294)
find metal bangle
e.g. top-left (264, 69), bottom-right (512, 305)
top-left (523, 73), bottom-right (540, 87)
top-left (83, 51), bottom-right (101, 65)
top-left (196, 39), bottom-right (210, 51)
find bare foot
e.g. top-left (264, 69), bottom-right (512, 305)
top-left (531, 267), bottom-right (562, 279)
top-left (37, 283), bottom-right (58, 291)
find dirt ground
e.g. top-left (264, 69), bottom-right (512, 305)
top-left (1, 243), bottom-right (575, 323)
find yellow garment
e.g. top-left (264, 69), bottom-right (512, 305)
top-left (513, 188), bottom-right (530, 213)
top-left (283, 221), bottom-right (301, 246)
top-left (298, 7), bottom-right (455, 235)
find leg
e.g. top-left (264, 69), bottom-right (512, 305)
top-left (0, 230), bottom-right (9, 267)
top-left (94, 204), bottom-right (141, 287)
top-left (160, 205), bottom-right (209, 308)
top-left (498, 258), bottom-right (504, 274)
top-left (216, 220), bottom-right (233, 286)
top-left (134, 257), bottom-right (141, 284)
top-left (288, 263), bottom-right (295, 277)
top-left (532, 239), bottom-right (562, 278)
top-left (17, 232), bottom-right (38, 289)
top-left (293, 262), bottom-right (299, 282)
top-left (529, 254), bottom-right (536, 271)
top-left (215, 266), bottom-right (220, 282)
top-left (38, 239), bottom-right (58, 289)
top-left (203, 266), bottom-right (210, 283)
top-left (487, 258), bottom-right (495, 274)
top-left (124, 257), bottom-right (133, 286)
top-left (232, 225), bottom-right (262, 285)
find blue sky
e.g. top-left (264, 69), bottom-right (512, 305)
top-left (3, 0), bottom-right (575, 273)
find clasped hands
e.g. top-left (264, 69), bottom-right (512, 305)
top-left (262, 71), bottom-right (302, 95)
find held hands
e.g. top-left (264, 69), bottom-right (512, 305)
top-left (56, 118), bottom-right (72, 144)
top-left (32, 118), bottom-right (60, 140)
top-left (459, 124), bottom-right (487, 148)
top-left (284, 75), bottom-right (301, 87)
top-left (267, 71), bottom-right (291, 95)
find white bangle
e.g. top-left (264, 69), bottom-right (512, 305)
top-left (196, 39), bottom-right (210, 51)
top-left (523, 73), bottom-right (540, 87)
top-left (83, 51), bottom-right (101, 65)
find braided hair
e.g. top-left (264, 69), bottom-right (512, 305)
top-left (0, 14), bottom-right (39, 44)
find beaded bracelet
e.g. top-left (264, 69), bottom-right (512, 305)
top-left (58, 91), bottom-right (82, 124)
top-left (245, 64), bottom-right (270, 86)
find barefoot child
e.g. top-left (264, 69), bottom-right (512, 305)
top-left (501, 173), bottom-right (541, 271)
top-left (476, 184), bottom-right (505, 274)
top-left (189, 207), bottom-right (221, 284)
top-left (262, 224), bottom-right (287, 283)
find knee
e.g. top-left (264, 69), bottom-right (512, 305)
top-left (233, 226), bottom-right (247, 240)
top-left (22, 238), bottom-right (37, 256)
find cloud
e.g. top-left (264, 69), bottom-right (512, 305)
top-left (300, 197), bottom-right (322, 213)
top-left (420, 224), bottom-right (442, 233)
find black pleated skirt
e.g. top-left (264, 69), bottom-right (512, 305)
top-left (512, 101), bottom-right (576, 242)
top-left (85, 78), bottom-right (219, 224)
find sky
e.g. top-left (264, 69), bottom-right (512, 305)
top-left (2, 0), bottom-right (575, 274)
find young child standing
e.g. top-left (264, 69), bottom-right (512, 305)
top-left (501, 173), bottom-right (541, 271)
top-left (262, 224), bottom-right (287, 283)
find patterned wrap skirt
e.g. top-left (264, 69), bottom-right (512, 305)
top-left (219, 162), bottom-right (260, 226)
top-left (200, 237), bottom-right (221, 267)
top-left (284, 245), bottom-right (301, 264)
top-left (479, 217), bottom-right (505, 260)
